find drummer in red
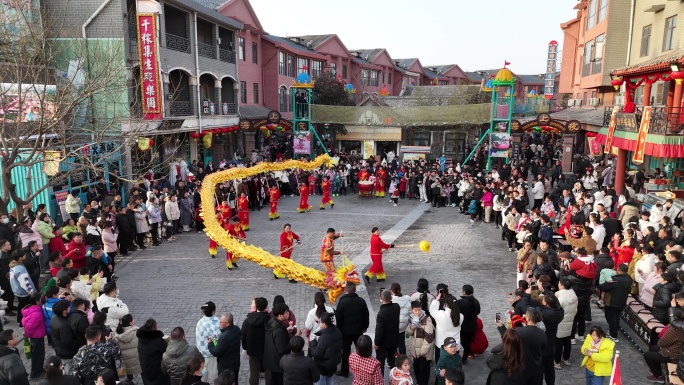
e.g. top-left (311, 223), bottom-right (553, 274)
top-left (320, 176), bottom-right (334, 209)
top-left (364, 227), bottom-right (394, 283)
top-left (225, 216), bottom-right (245, 270)
top-left (275, 223), bottom-right (300, 281)
top-left (296, 182), bottom-right (312, 213)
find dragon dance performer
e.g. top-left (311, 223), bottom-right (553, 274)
top-left (208, 211), bottom-right (222, 258)
top-left (375, 166), bottom-right (386, 197)
top-left (275, 223), bottom-right (300, 281)
top-left (358, 168), bottom-right (370, 182)
top-left (296, 182), bottom-right (312, 213)
top-left (308, 173), bottom-right (316, 196)
top-left (320, 176), bottom-right (334, 210)
top-left (268, 184), bottom-right (281, 220)
top-left (364, 227), bottom-right (394, 283)
top-left (320, 227), bottom-right (343, 272)
top-left (224, 216), bottom-right (245, 270)
top-left (218, 200), bottom-right (232, 220)
top-left (237, 192), bottom-right (250, 231)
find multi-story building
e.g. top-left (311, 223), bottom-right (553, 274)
top-left (423, 65), bottom-right (470, 86)
top-left (393, 58), bottom-right (425, 95)
top-left (349, 49), bottom-right (398, 99)
top-left (559, 0), bottom-right (631, 107)
top-left (43, 0), bottom-right (243, 170)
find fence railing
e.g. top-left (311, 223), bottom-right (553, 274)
top-left (166, 33), bottom-right (190, 54)
top-left (219, 49), bottom-right (236, 63)
top-left (170, 100), bottom-right (192, 116)
top-left (197, 42), bottom-right (216, 59)
top-left (601, 106), bottom-right (684, 135)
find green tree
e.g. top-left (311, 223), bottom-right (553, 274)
top-left (313, 71), bottom-right (352, 136)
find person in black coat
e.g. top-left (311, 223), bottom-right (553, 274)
top-left (651, 272), bottom-right (680, 325)
top-left (51, 300), bottom-right (80, 362)
top-left (374, 290), bottom-right (400, 375)
top-left (309, 313), bottom-right (342, 380)
top-left (280, 336), bottom-right (319, 385)
top-left (456, 285), bottom-right (480, 363)
top-left (600, 211), bottom-right (622, 248)
top-left (516, 308), bottom-right (547, 385)
top-left (241, 297), bottom-right (271, 385)
top-left (0, 216), bottom-right (15, 250)
top-left (537, 294), bottom-right (564, 385)
top-left (136, 319), bottom-right (171, 385)
top-left (68, 299), bottom-right (90, 348)
top-left (512, 290), bottom-right (534, 317)
top-left (85, 246), bottom-right (112, 283)
top-left (208, 313), bottom-right (241, 380)
top-left (114, 207), bottom-right (132, 256)
top-left (334, 283), bottom-right (369, 377)
top-left (598, 263), bottom-right (633, 340)
top-left (264, 303), bottom-right (291, 385)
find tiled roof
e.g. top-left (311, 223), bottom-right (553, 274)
top-left (395, 58), bottom-right (417, 70)
top-left (347, 49), bottom-right (384, 64)
top-left (611, 48), bottom-right (684, 77)
top-left (516, 74), bottom-right (545, 85)
top-left (263, 35), bottom-right (326, 58)
top-left (239, 105), bottom-right (272, 119)
top-left (549, 107), bottom-right (605, 127)
top-left (290, 35), bottom-right (333, 50)
top-left (465, 71), bottom-right (486, 82)
top-left (423, 67), bottom-right (446, 79)
top-left (189, 0), bottom-right (228, 9)
top-left (172, 0), bottom-right (242, 29)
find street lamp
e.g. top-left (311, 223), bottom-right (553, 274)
top-left (671, 61), bottom-right (680, 72)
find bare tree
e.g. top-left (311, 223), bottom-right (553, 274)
top-left (0, 1), bottom-right (175, 219)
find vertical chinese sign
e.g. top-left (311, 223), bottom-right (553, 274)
top-left (632, 106), bottom-right (652, 165)
top-left (604, 106), bottom-right (619, 154)
top-left (137, 14), bottom-right (163, 120)
top-left (544, 41), bottom-right (558, 99)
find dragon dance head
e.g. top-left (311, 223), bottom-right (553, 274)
top-left (325, 257), bottom-right (360, 302)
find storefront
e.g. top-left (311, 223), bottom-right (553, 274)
top-left (336, 126), bottom-right (401, 158)
top-left (238, 111), bottom-right (294, 160)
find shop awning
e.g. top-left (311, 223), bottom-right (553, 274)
top-left (596, 127), bottom-right (684, 158)
top-left (337, 126), bottom-right (401, 141)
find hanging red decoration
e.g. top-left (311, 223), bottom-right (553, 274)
top-left (190, 132), bottom-right (200, 139)
top-left (148, 139), bottom-right (154, 146)
top-left (672, 71), bottom-right (684, 84)
top-left (611, 77), bottom-right (624, 90)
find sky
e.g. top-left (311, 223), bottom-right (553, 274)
top-left (249, 0), bottom-right (579, 75)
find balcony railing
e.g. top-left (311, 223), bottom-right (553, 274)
top-left (166, 33), bottom-right (190, 54)
top-left (221, 103), bottom-right (237, 114)
top-left (219, 49), bottom-right (236, 63)
top-left (170, 100), bottom-right (192, 117)
top-left (197, 42), bottom-right (216, 59)
top-left (602, 106), bottom-right (684, 135)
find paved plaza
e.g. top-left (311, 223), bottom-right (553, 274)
top-left (22, 194), bottom-right (646, 384)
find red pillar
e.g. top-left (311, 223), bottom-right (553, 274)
top-left (614, 148), bottom-right (627, 196)
top-left (643, 82), bottom-right (653, 106)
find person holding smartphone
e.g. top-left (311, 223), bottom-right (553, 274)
top-left (430, 291), bottom-right (463, 363)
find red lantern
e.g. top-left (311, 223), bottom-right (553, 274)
top-left (611, 77), bottom-right (624, 90)
top-left (148, 139), bottom-right (154, 146)
top-left (201, 131), bottom-right (207, 137)
top-left (672, 71), bottom-right (684, 85)
top-left (190, 132), bottom-right (200, 139)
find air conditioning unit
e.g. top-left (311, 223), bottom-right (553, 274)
top-left (567, 99), bottom-right (575, 107)
top-left (573, 99), bottom-right (582, 106)
top-left (589, 98), bottom-right (599, 107)
top-left (614, 95), bottom-right (625, 106)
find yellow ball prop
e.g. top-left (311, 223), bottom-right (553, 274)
top-left (419, 240), bottom-right (431, 253)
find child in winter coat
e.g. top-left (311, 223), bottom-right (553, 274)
top-left (21, 293), bottom-right (47, 379)
top-left (435, 337), bottom-right (462, 385)
top-left (391, 185), bottom-right (400, 207)
top-left (389, 355), bottom-right (413, 385)
top-left (406, 301), bottom-right (435, 385)
top-left (599, 259), bottom-right (617, 284)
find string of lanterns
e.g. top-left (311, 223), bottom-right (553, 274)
top-left (189, 125), bottom-right (240, 140)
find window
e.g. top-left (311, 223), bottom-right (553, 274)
top-left (591, 34), bottom-right (604, 74)
top-left (413, 131), bottom-right (430, 146)
top-left (381, 72), bottom-right (385, 84)
top-left (342, 64), bottom-right (348, 79)
top-left (598, 0), bottom-right (607, 22)
top-left (663, 16), bottom-right (677, 52)
top-left (297, 58), bottom-right (308, 74)
top-left (582, 40), bottom-right (593, 77)
top-left (238, 38), bottom-right (245, 60)
top-left (252, 42), bottom-right (258, 64)
top-left (370, 70), bottom-right (379, 86)
top-left (362, 69), bottom-right (369, 86)
top-left (330, 62), bottom-right (337, 76)
top-left (586, 0), bottom-right (597, 30)
top-left (278, 52), bottom-right (286, 75)
top-left (253, 83), bottom-right (259, 103)
top-left (641, 25), bottom-right (652, 57)
top-left (279, 86), bottom-right (287, 112)
top-left (240, 81), bottom-right (246, 103)
top-left (388, 72), bottom-right (392, 84)
top-left (287, 55), bottom-right (295, 77)
top-left (311, 60), bottom-right (323, 79)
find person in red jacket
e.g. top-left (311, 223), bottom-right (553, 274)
top-left (296, 182), bottom-right (312, 213)
top-left (225, 216), bottom-right (245, 270)
top-left (64, 233), bottom-right (87, 269)
top-left (320, 177), bottom-right (334, 210)
top-left (364, 227), bottom-right (394, 283)
top-left (562, 248), bottom-right (597, 280)
top-left (268, 185), bottom-right (281, 220)
top-left (275, 224), bottom-right (300, 281)
top-left (48, 226), bottom-right (67, 256)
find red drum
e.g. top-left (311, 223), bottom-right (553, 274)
top-left (358, 181), bottom-right (374, 197)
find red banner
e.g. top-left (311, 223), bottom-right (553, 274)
top-left (137, 14), bottom-right (163, 120)
top-left (604, 106), bottom-right (619, 154)
top-left (632, 106), bottom-right (652, 165)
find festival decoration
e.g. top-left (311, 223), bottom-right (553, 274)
top-left (203, 132), bottom-right (213, 149)
top-left (199, 154), bottom-right (360, 302)
top-left (190, 132), bottom-right (199, 140)
top-left (137, 137), bottom-right (151, 151)
top-left (42, 150), bottom-right (61, 176)
top-left (611, 77), bottom-right (624, 90)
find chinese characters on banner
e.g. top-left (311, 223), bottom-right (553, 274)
top-left (632, 106), bottom-right (652, 165)
top-left (137, 14), bottom-right (163, 120)
top-left (604, 106), bottom-right (620, 154)
top-left (544, 41), bottom-right (558, 99)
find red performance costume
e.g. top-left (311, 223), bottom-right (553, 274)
top-left (358, 169), bottom-right (369, 181)
top-left (218, 202), bottom-right (232, 220)
top-left (320, 233), bottom-right (341, 272)
top-left (365, 230), bottom-right (392, 281)
top-left (308, 174), bottom-right (316, 195)
top-left (208, 212), bottom-right (222, 257)
top-left (275, 227), bottom-right (300, 279)
top-left (297, 184), bottom-right (312, 213)
top-left (237, 195), bottom-right (250, 230)
top-left (375, 167), bottom-right (386, 197)
top-left (225, 219), bottom-right (245, 270)
top-left (320, 179), bottom-right (334, 209)
top-left (268, 187), bottom-right (281, 220)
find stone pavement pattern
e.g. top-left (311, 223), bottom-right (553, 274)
top-left (20, 194), bottom-right (646, 384)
